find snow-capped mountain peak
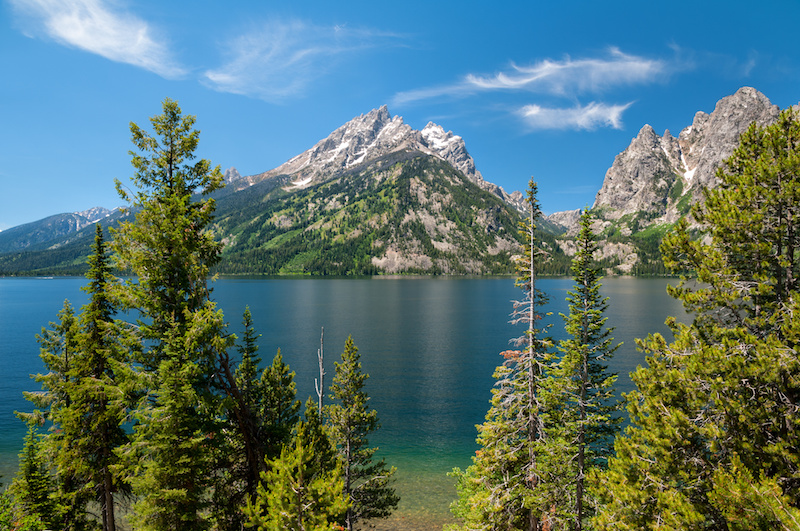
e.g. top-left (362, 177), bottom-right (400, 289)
top-left (234, 106), bottom-right (522, 209)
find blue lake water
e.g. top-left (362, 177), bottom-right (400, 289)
top-left (0, 276), bottom-right (687, 529)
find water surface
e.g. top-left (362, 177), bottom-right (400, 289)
top-left (0, 276), bottom-right (686, 528)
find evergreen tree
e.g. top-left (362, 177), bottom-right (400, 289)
top-left (9, 426), bottom-right (55, 529)
top-left (449, 179), bottom-right (556, 531)
top-left (111, 98), bottom-right (232, 530)
top-left (555, 210), bottom-right (620, 530)
top-left (56, 224), bottom-right (129, 531)
top-left (17, 299), bottom-right (95, 530)
top-left (594, 107), bottom-right (800, 529)
top-left (243, 413), bottom-right (347, 531)
top-left (212, 309), bottom-right (301, 531)
top-left (325, 336), bottom-right (398, 530)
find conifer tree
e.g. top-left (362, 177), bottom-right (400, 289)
top-left (111, 98), bottom-right (232, 530)
top-left (56, 224), bottom-right (129, 531)
top-left (244, 408), bottom-right (347, 531)
top-left (449, 179), bottom-right (556, 531)
top-left (213, 309), bottom-right (301, 531)
top-left (10, 425), bottom-right (55, 529)
top-left (594, 107), bottom-right (800, 529)
top-left (554, 210), bottom-right (620, 530)
top-left (18, 299), bottom-right (96, 530)
top-left (326, 336), bottom-right (398, 530)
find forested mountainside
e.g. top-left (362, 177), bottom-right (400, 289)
top-left (212, 151), bottom-right (558, 275)
top-left (0, 107), bottom-right (571, 276)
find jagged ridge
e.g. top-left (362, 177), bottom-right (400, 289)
top-left (226, 105), bottom-right (524, 210)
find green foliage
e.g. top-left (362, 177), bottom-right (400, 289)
top-left (326, 336), bottom-right (398, 530)
top-left (243, 423), bottom-right (347, 531)
top-left (594, 107), bottom-right (800, 528)
top-left (449, 179), bottom-right (559, 530)
top-left (0, 487), bottom-right (46, 531)
top-left (9, 426), bottom-right (55, 529)
top-left (111, 98), bottom-right (234, 530)
top-left (552, 210), bottom-right (621, 529)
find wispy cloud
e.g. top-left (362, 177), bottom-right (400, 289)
top-left (466, 48), bottom-right (665, 95)
top-left (9, 0), bottom-right (184, 78)
top-left (519, 102), bottom-right (633, 131)
top-left (395, 48), bottom-right (667, 105)
top-left (203, 20), bottom-right (402, 102)
top-left (393, 48), bottom-right (672, 131)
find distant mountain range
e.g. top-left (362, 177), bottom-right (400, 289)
top-left (0, 109), bottom-right (559, 275)
top-left (0, 207), bottom-right (114, 254)
top-left (0, 87), bottom-right (790, 276)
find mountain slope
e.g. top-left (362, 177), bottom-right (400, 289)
top-left (0, 207), bottom-right (112, 254)
top-left (212, 151), bottom-right (527, 275)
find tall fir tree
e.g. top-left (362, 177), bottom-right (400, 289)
top-left (111, 98), bottom-right (232, 530)
top-left (594, 107), bottom-right (800, 529)
top-left (325, 336), bottom-right (399, 530)
top-left (17, 299), bottom-right (96, 530)
top-left (449, 179), bottom-right (556, 531)
top-left (56, 224), bottom-right (129, 531)
top-left (9, 425), bottom-right (55, 529)
top-left (554, 210), bottom-right (621, 530)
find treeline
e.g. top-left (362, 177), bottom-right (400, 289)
top-left (1, 100), bottom-right (398, 531)
top-left (447, 107), bottom-right (800, 529)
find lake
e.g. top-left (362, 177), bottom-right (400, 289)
top-left (0, 276), bottom-right (687, 529)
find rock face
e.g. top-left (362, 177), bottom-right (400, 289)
top-left (591, 87), bottom-right (780, 225)
top-left (230, 105), bottom-right (522, 209)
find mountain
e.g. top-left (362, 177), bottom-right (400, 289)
top-left (0, 207), bottom-right (113, 254)
top-left (0, 108), bottom-right (559, 276)
top-left (547, 87), bottom-right (784, 274)
top-left (208, 106), bottom-right (553, 275)
top-left (223, 105), bottom-right (526, 211)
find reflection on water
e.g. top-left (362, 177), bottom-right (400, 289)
top-left (0, 276), bottom-right (687, 529)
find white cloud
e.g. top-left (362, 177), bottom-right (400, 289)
top-left (467, 48), bottom-right (665, 95)
top-left (203, 20), bottom-right (401, 102)
top-left (519, 102), bottom-right (633, 131)
top-left (9, 0), bottom-right (184, 78)
top-left (394, 48), bottom-right (667, 106)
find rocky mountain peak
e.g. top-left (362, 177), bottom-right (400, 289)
top-left (223, 167), bottom-right (242, 184)
top-left (588, 87), bottom-right (781, 226)
top-left (235, 106), bottom-right (522, 210)
top-left (677, 86), bottom-right (780, 190)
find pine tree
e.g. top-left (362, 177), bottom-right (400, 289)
top-left (10, 425), bottom-right (55, 529)
top-left (18, 299), bottom-right (95, 530)
top-left (111, 98), bottom-right (232, 530)
top-left (555, 210), bottom-right (620, 530)
top-left (56, 223), bottom-right (129, 531)
top-left (325, 336), bottom-right (398, 530)
top-left (594, 107), bottom-right (800, 529)
top-left (244, 411), bottom-right (347, 531)
top-left (449, 179), bottom-right (556, 531)
top-left (212, 308), bottom-right (301, 531)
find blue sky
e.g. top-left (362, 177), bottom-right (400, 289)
top-left (1, 0), bottom-right (798, 230)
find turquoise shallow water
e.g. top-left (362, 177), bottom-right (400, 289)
top-left (0, 276), bottom-right (686, 528)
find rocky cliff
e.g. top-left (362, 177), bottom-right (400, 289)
top-left (548, 87), bottom-right (785, 273)
top-left (591, 87), bottom-right (780, 226)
